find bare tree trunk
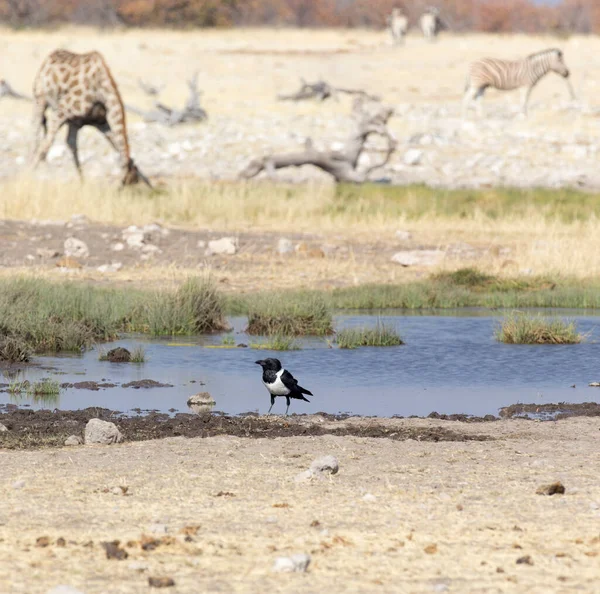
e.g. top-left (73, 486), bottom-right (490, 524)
top-left (278, 78), bottom-right (380, 103)
top-left (240, 100), bottom-right (396, 184)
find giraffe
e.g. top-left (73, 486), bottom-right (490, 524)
top-left (31, 49), bottom-right (151, 187)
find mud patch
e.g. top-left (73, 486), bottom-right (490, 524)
top-left (60, 381), bottom-right (118, 391)
top-left (0, 408), bottom-right (489, 450)
top-left (499, 402), bottom-right (600, 420)
top-left (122, 380), bottom-right (174, 389)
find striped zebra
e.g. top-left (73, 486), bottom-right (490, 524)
top-left (387, 8), bottom-right (409, 46)
top-left (419, 8), bottom-right (440, 41)
top-left (463, 48), bottom-right (574, 117)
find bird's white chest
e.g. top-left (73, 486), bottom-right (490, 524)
top-left (264, 369), bottom-right (290, 396)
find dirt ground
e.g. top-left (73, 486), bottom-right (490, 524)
top-left (0, 417), bottom-right (599, 593)
top-left (1, 29), bottom-right (600, 188)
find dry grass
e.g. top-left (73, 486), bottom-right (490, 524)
top-left (496, 312), bottom-right (584, 344)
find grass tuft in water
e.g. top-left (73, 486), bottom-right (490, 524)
top-left (495, 312), bottom-right (583, 344)
top-left (246, 292), bottom-right (332, 336)
top-left (8, 380), bottom-right (29, 394)
top-left (221, 335), bottom-right (236, 346)
top-left (336, 322), bottom-right (404, 349)
top-left (250, 334), bottom-right (301, 351)
top-left (130, 346), bottom-right (147, 363)
top-left (26, 378), bottom-right (61, 397)
top-left (135, 277), bottom-right (228, 336)
top-left (0, 336), bottom-right (32, 362)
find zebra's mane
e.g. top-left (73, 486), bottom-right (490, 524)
top-left (526, 48), bottom-right (561, 60)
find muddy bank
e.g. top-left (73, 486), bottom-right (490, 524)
top-left (0, 408), bottom-right (490, 449)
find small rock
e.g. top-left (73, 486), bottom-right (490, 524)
top-left (207, 237), bottom-right (237, 256)
top-left (516, 555), bottom-right (533, 565)
top-left (70, 214), bottom-right (88, 225)
top-left (404, 148), bottom-right (424, 166)
top-left (111, 242), bottom-right (125, 252)
top-left (395, 230), bottom-right (412, 241)
top-left (391, 250), bottom-right (444, 267)
top-left (294, 470), bottom-right (316, 483)
top-left (424, 543), bottom-right (438, 554)
top-left (187, 392), bottom-right (216, 414)
top-left (84, 419), bottom-right (123, 445)
top-left (36, 536), bottom-right (51, 547)
top-left (310, 455), bottom-right (339, 475)
top-left (97, 262), bottom-right (123, 273)
top-left (536, 481), bottom-right (565, 496)
top-left (277, 238), bottom-right (294, 254)
top-left (128, 561), bottom-right (149, 572)
top-left (0, 423), bottom-right (8, 432)
top-left (36, 247), bottom-right (60, 259)
top-left (64, 237), bottom-right (89, 259)
top-left (110, 486), bottom-right (128, 496)
top-left (102, 541), bottom-right (128, 560)
top-left (362, 493), bottom-right (377, 503)
top-left (12, 480), bottom-right (25, 489)
top-left (272, 553), bottom-right (311, 573)
top-left (47, 145), bottom-right (66, 161)
top-left (122, 226), bottom-right (147, 249)
top-left (25, 254), bottom-right (35, 262)
top-left (196, 240), bottom-right (206, 249)
top-left (148, 577), bottom-right (175, 588)
top-left (64, 435), bottom-right (82, 446)
top-left (46, 587), bottom-right (86, 594)
top-left (588, 382), bottom-right (600, 387)
top-left (104, 347), bottom-right (131, 363)
top-left (149, 524), bottom-right (168, 535)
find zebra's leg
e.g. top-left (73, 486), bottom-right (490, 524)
top-left (462, 85), bottom-right (480, 119)
top-left (66, 123), bottom-right (83, 180)
top-left (521, 86), bottom-right (534, 116)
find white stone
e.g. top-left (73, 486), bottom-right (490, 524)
top-left (149, 523), bottom-right (168, 535)
top-left (395, 230), bottom-right (412, 241)
top-left (64, 435), bottom-right (82, 446)
top-left (15, 156), bottom-right (25, 165)
top-left (12, 480), bottom-right (25, 489)
top-left (391, 250), bottom-right (444, 267)
top-left (404, 149), bottom-right (424, 166)
top-left (197, 240), bottom-right (206, 249)
top-left (111, 242), bottom-right (125, 252)
top-left (0, 423), bottom-right (8, 432)
top-left (294, 470), bottom-right (316, 483)
top-left (64, 237), bottom-right (89, 259)
top-left (272, 554), bottom-right (311, 573)
top-left (46, 587), bottom-right (86, 594)
top-left (187, 392), bottom-right (216, 414)
top-left (207, 237), bottom-right (237, 256)
top-left (47, 145), bottom-right (66, 162)
top-left (25, 254), bottom-right (35, 262)
top-left (97, 262), bottom-right (123, 273)
top-left (122, 226), bottom-right (147, 249)
top-left (36, 247), bottom-right (60, 259)
top-left (141, 244), bottom-right (162, 256)
top-left (277, 238), bottom-right (294, 254)
top-left (310, 455), bottom-right (339, 475)
top-left (84, 419), bottom-right (123, 445)
top-left (127, 561), bottom-right (149, 572)
top-left (362, 493), bottom-right (377, 502)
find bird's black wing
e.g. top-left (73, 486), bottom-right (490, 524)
top-left (281, 369), bottom-right (313, 396)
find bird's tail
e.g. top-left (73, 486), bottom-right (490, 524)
top-left (298, 385), bottom-right (313, 397)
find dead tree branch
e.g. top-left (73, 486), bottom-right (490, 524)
top-left (0, 79), bottom-right (31, 101)
top-left (278, 78), bottom-right (380, 103)
top-left (240, 100), bottom-right (396, 184)
top-left (138, 79), bottom-right (165, 96)
top-left (126, 73), bottom-right (207, 126)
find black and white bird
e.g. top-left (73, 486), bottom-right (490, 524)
top-left (255, 358), bottom-right (313, 415)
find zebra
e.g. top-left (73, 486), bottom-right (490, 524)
top-left (387, 8), bottom-right (409, 46)
top-left (463, 48), bottom-right (575, 118)
top-left (419, 8), bottom-right (440, 41)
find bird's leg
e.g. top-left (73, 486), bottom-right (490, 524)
top-left (285, 397), bottom-right (290, 416)
top-left (266, 395), bottom-right (275, 416)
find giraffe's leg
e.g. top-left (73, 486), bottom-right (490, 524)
top-left (30, 98), bottom-right (48, 165)
top-left (66, 123), bottom-right (83, 180)
top-left (31, 111), bottom-right (64, 169)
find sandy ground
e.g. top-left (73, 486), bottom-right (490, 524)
top-left (1, 417), bottom-right (599, 593)
top-left (1, 29), bottom-right (600, 187)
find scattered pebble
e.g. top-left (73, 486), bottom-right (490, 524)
top-left (128, 561), bottom-right (149, 572)
top-left (111, 242), bottom-right (125, 252)
top-left (0, 422), bottom-right (8, 432)
top-left (424, 543), bottom-right (438, 554)
top-left (310, 455), bottom-right (339, 475)
top-left (272, 553), bottom-right (311, 573)
top-left (391, 250), bottom-right (444, 267)
top-left (12, 480), bottom-right (25, 489)
top-left (84, 419), bottom-right (123, 445)
top-left (206, 237), bottom-right (238, 255)
top-left (362, 493), bottom-right (377, 503)
top-left (536, 481), bottom-right (565, 496)
top-left (277, 238), bottom-right (294, 254)
top-left (36, 536), bottom-right (51, 547)
top-left (97, 262), bottom-right (123, 273)
top-left (63, 237), bottom-right (89, 259)
top-left (64, 435), bottom-right (82, 446)
top-left (516, 555), bottom-right (534, 565)
top-left (404, 148), bottom-right (424, 166)
top-left (148, 577), bottom-right (175, 588)
top-left (149, 523), bottom-right (169, 535)
top-left (36, 247), bottom-right (60, 258)
top-left (110, 486), bottom-right (129, 496)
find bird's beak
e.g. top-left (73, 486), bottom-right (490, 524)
top-left (255, 360), bottom-right (264, 366)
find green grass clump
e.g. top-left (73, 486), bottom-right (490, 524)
top-left (221, 335), bottom-right (236, 346)
top-left (27, 378), bottom-right (61, 397)
top-left (336, 322), bottom-right (404, 349)
top-left (496, 312), bottom-right (583, 344)
top-left (433, 268), bottom-right (496, 288)
top-left (246, 292), bottom-right (332, 336)
top-left (0, 336), bottom-right (32, 362)
top-left (250, 334), bottom-right (300, 351)
top-left (8, 380), bottom-right (29, 394)
top-left (134, 277), bottom-right (228, 336)
top-left (130, 346), bottom-right (147, 363)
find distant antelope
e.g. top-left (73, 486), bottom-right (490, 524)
top-left (463, 48), bottom-right (574, 117)
top-left (31, 49), bottom-right (151, 186)
top-left (419, 8), bottom-right (440, 41)
top-left (388, 8), bottom-right (409, 46)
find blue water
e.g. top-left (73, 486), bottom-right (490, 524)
top-left (2, 312), bottom-right (600, 417)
